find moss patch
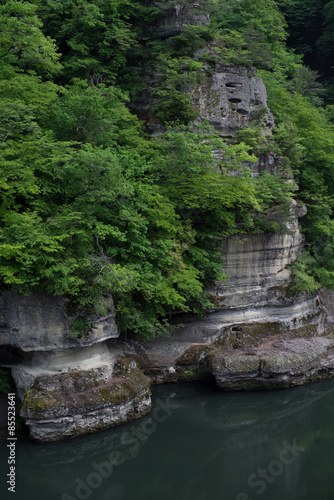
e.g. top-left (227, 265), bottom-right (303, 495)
top-left (215, 323), bottom-right (284, 349)
top-left (207, 350), bottom-right (260, 373)
top-left (114, 356), bottom-right (138, 374)
top-left (21, 360), bottom-right (151, 420)
top-left (215, 317), bottom-right (323, 350)
top-left (170, 366), bottom-right (211, 383)
top-left (176, 345), bottom-right (208, 365)
top-left (260, 353), bottom-right (309, 373)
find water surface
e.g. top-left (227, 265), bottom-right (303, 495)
top-left (2, 380), bottom-right (334, 500)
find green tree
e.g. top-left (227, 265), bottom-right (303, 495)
top-left (33, 0), bottom-right (153, 84)
top-left (153, 56), bottom-right (204, 124)
top-left (49, 79), bottom-right (149, 152)
top-left (0, 0), bottom-right (61, 77)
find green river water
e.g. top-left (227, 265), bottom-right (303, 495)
top-left (2, 379), bottom-right (334, 500)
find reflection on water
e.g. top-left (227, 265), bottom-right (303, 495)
top-left (2, 379), bottom-right (334, 500)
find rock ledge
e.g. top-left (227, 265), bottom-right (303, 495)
top-left (21, 357), bottom-right (151, 442)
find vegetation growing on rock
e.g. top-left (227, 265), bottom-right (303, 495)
top-left (21, 361), bottom-right (150, 419)
top-left (1, 0), bottom-right (334, 338)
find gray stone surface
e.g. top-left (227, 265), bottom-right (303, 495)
top-left (0, 291), bottom-right (119, 351)
top-left (219, 225), bottom-right (304, 288)
top-left (208, 336), bottom-right (334, 390)
top-left (11, 341), bottom-right (122, 401)
top-left (136, 209), bottom-right (323, 349)
top-left (20, 358), bottom-right (151, 442)
top-left (120, 332), bottom-right (334, 390)
top-left (168, 299), bottom-right (323, 345)
top-left (194, 65), bottom-right (275, 136)
top-left (155, 1), bottom-right (210, 33)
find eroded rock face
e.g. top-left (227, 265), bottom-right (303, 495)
top-left (149, 207), bottom-right (323, 348)
top-left (200, 200), bottom-right (325, 335)
top-left (211, 214), bottom-right (306, 312)
top-left (11, 341), bottom-right (120, 401)
top-left (118, 197), bottom-right (328, 388)
top-left (120, 328), bottom-right (334, 390)
top-left (156, 1), bottom-right (210, 33)
top-left (219, 227), bottom-right (304, 288)
top-left (194, 65), bottom-right (275, 136)
top-left (20, 357), bottom-right (151, 442)
top-left (0, 291), bottom-right (118, 351)
top-left (0, 35), bottom-right (330, 442)
top-left (207, 336), bottom-right (334, 390)
top-left (0, 292), bottom-right (153, 442)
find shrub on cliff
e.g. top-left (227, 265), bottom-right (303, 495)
top-left (2, 0), bottom-right (334, 335)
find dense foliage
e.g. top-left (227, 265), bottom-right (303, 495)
top-left (208, 0), bottom-right (334, 292)
top-left (1, 0), bottom-right (334, 337)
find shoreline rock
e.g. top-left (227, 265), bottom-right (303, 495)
top-left (1, 54), bottom-right (333, 442)
top-left (20, 357), bottom-right (151, 442)
top-left (121, 330), bottom-right (334, 391)
top-left (207, 335), bottom-right (334, 390)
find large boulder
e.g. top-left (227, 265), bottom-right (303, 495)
top-left (207, 336), bottom-right (334, 390)
top-left (20, 357), bottom-right (151, 442)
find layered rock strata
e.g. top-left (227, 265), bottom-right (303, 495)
top-left (120, 318), bottom-right (334, 390)
top-left (20, 358), bottom-right (151, 442)
top-left (0, 291), bottom-right (151, 441)
top-left (207, 336), bottom-right (334, 390)
top-left (121, 203), bottom-right (328, 387)
top-left (0, 291), bottom-right (118, 351)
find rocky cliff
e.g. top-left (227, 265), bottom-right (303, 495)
top-left (117, 60), bottom-right (333, 392)
top-left (194, 64), bottom-right (274, 136)
top-left (1, 9), bottom-right (334, 442)
top-left (156, 0), bottom-right (210, 34)
top-left (0, 292), bottom-right (151, 441)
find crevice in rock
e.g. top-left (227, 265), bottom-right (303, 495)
top-left (258, 359), bottom-right (263, 377)
top-left (251, 99), bottom-right (263, 106)
top-left (225, 82), bottom-right (242, 88)
top-left (0, 345), bottom-right (25, 366)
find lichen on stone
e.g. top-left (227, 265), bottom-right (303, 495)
top-left (20, 356), bottom-right (152, 441)
top-left (176, 345), bottom-right (208, 365)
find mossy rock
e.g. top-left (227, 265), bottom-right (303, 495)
top-left (169, 366), bottom-right (211, 383)
top-left (176, 345), bottom-right (209, 365)
top-left (114, 356), bottom-right (138, 374)
top-left (21, 362), bottom-right (151, 420)
top-left (215, 323), bottom-right (284, 349)
top-left (260, 353), bottom-right (311, 373)
top-left (207, 351), bottom-right (260, 374)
